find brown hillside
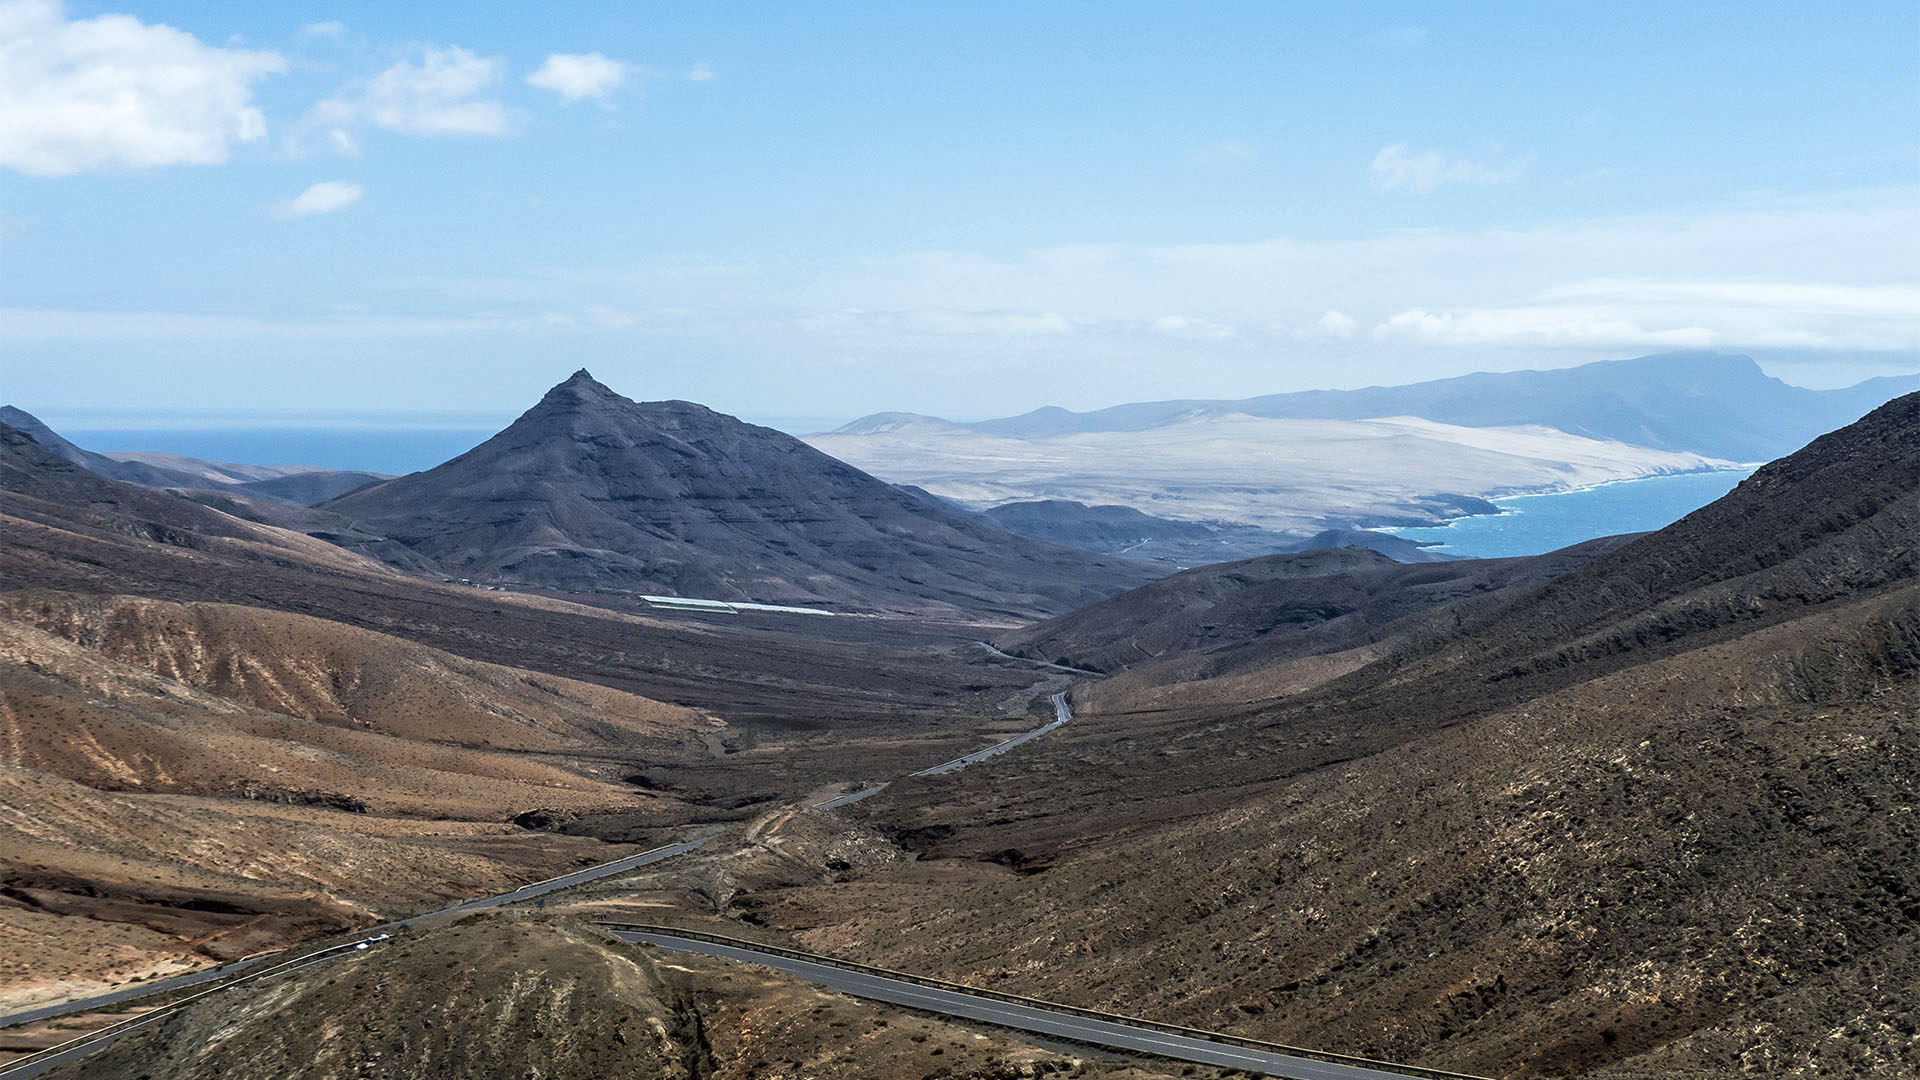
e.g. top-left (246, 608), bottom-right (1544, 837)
top-left (790, 583), bottom-right (1920, 1078)
top-left (47, 916), bottom-right (1191, 1080)
top-left (0, 591), bottom-right (703, 752)
top-left (1000, 536), bottom-right (1634, 679)
top-left (735, 395), bottom-right (1920, 1079)
top-left (1382, 390), bottom-right (1920, 690)
top-left (0, 616), bottom-right (684, 820)
top-left (0, 764), bottom-right (637, 1014)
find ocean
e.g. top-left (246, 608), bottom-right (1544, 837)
top-left (1380, 468), bottom-right (1759, 559)
top-left (62, 428), bottom-right (503, 477)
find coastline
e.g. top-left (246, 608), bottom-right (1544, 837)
top-left (1464, 462), bottom-right (1762, 507)
top-left (1375, 465), bottom-right (1761, 557)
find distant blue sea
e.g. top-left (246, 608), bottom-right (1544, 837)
top-left (1382, 468), bottom-right (1759, 558)
top-left (64, 428), bottom-right (500, 476)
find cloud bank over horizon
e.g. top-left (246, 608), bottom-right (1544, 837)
top-left (0, 2), bottom-right (1913, 418)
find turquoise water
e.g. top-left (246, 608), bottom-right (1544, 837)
top-left (1382, 468), bottom-right (1758, 558)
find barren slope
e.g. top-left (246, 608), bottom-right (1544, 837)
top-left (0, 590), bottom-right (703, 752)
top-left (735, 395), bottom-right (1920, 1079)
top-left (1000, 538), bottom-right (1634, 703)
top-left (0, 614), bottom-right (705, 820)
top-left (49, 915), bottom-right (1193, 1080)
top-left (796, 586), bottom-right (1920, 1078)
top-left (0, 412), bottom-right (1095, 1025)
top-left (0, 765), bottom-right (637, 1014)
top-left (997, 546), bottom-right (1401, 673)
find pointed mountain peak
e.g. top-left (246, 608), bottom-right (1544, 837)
top-left (505, 371), bottom-right (736, 446)
top-left (549, 368), bottom-right (615, 397)
top-left (526, 369), bottom-right (628, 416)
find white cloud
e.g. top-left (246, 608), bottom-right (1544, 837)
top-left (687, 62), bottom-right (716, 83)
top-left (1373, 281), bottom-right (1920, 352)
top-left (10, 193), bottom-right (1912, 416)
top-left (0, 0), bottom-right (284, 176)
top-left (797, 308), bottom-right (1074, 338)
top-left (1149, 314), bottom-right (1235, 341)
top-left (363, 47), bottom-right (510, 134)
top-left (274, 179), bottom-right (362, 218)
top-left (0, 306), bottom-right (560, 340)
top-left (304, 46), bottom-right (516, 150)
top-left (298, 20), bottom-right (346, 39)
top-left (773, 196), bottom-right (1918, 362)
top-left (1540, 280), bottom-right (1920, 318)
top-left (526, 52), bottom-right (627, 102)
top-left (1369, 143), bottom-right (1531, 193)
top-left (1316, 309), bottom-right (1358, 339)
top-left (1373, 307), bottom-right (1719, 349)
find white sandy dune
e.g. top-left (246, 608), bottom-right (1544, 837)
top-left (806, 412), bottom-right (1733, 533)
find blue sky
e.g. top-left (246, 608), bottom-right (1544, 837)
top-left (2, 0), bottom-right (1916, 428)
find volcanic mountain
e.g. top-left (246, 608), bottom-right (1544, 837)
top-left (324, 371), bottom-right (1155, 616)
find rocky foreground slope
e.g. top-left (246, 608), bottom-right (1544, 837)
top-left (37, 916), bottom-right (1195, 1080)
top-left (0, 583), bottom-right (719, 1010)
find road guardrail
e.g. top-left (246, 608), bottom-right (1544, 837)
top-left (608, 922), bottom-right (1492, 1080)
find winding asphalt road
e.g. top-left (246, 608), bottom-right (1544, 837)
top-left (2, 681), bottom-right (1061, 1035)
top-left (0, 956), bottom-right (279, 1033)
top-left (976, 640), bottom-right (1102, 676)
top-left (916, 690), bottom-right (1071, 776)
top-left (0, 679), bottom-right (1445, 1080)
top-left (0, 838), bottom-right (710, 1033)
top-left (818, 690), bottom-right (1071, 807)
top-left (424, 837), bottom-right (711, 920)
top-left (619, 930), bottom-right (1428, 1080)
top-left (0, 947), bottom-right (367, 1080)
